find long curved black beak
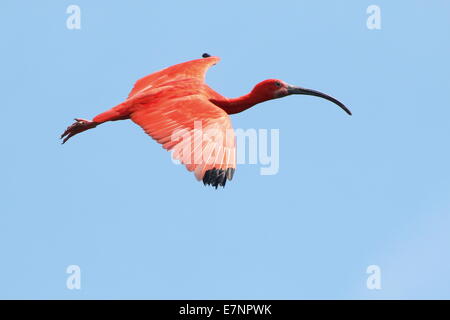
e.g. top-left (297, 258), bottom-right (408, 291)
top-left (287, 86), bottom-right (352, 116)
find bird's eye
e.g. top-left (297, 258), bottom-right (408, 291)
top-left (275, 81), bottom-right (282, 87)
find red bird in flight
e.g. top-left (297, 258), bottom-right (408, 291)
top-left (61, 54), bottom-right (351, 188)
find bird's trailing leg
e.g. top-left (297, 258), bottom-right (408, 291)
top-left (60, 118), bottom-right (98, 144)
top-left (61, 104), bottom-right (130, 144)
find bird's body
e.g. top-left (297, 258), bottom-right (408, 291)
top-left (61, 55), bottom-right (351, 188)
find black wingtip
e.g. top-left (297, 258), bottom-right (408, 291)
top-left (202, 53), bottom-right (211, 58)
top-left (203, 168), bottom-right (235, 189)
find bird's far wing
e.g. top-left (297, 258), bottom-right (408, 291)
top-left (130, 94), bottom-right (236, 188)
top-left (127, 56), bottom-right (220, 99)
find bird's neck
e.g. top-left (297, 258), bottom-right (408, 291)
top-left (211, 92), bottom-right (270, 115)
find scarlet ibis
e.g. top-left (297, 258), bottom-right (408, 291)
top-left (61, 54), bottom-right (351, 188)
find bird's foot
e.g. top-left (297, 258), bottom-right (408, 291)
top-left (60, 118), bottom-right (98, 144)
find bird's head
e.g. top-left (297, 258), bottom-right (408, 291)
top-left (252, 79), bottom-right (352, 115)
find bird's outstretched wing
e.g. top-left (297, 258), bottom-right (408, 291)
top-left (130, 93), bottom-right (236, 188)
top-left (127, 56), bottom-right (220, 99)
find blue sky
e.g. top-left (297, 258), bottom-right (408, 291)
top-left (1, 0), bottom-right (450, 299)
